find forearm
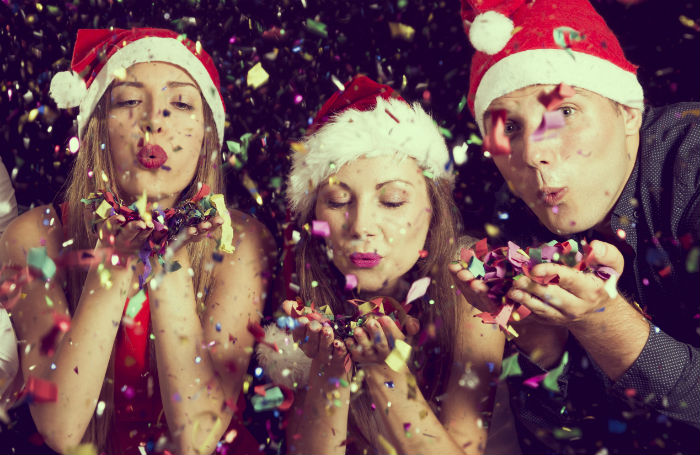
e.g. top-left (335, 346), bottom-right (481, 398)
top-left (149, 263), bottom-right (231, 454)
top-left (568, 296), bottom-right (649, 381)
top-left (31, 261), bottom-right (133, 450)
top-left (363, 365), bottom-right (470, 455)
top-left (288, 360), bottom-right (351, 455)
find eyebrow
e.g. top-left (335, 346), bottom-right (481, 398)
top-left (112, 81), bottom-right (198, 89)
top-left (319, 179), bottom-right (414, 191)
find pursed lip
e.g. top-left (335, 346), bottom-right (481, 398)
top-left (539, 186), bottom-right (568, 207)
top-left (136, 144), bottom-right (168, 169)
top-left (349, 252), bottom-right (382, 268)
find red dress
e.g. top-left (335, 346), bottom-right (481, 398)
top-left (57, 202), bottom-right (262, 454)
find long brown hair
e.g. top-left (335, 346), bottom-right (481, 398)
top-left (295, 176), bottom-right (462, 450)
top-left (60, 86), bottom-right (223, 451)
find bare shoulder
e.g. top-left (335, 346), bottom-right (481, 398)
top-left (0, 205), bottom-right (63, 265)
top-left (212, 208), bottom-right (276, 278)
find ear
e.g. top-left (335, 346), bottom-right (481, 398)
top-left (620, 105), bottom-right (643, 136)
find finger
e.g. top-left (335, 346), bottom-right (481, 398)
top-left (317, 326), bottom-right (334, 362)
top-left (585, 240), bottom-right (625, 276)
top-left (403, 316), bottom-right (420, 337)
top-left (364, 318), bottom-right (390, 356)
top-left (455, 269), bottom-right (476, 283)
top-left (353, 327), bottom-right (373, 354)
top-left (377, 316), bottom-right (404, 341)
top-left (512, 276), bottom-right (570, 310)
top-left (448, 262), bottom-right (463, 273)
top-left (303, 320), bottom-right (323, 356)
top-left (527, 264), bottom-right (599, 300)
top-left (332, 339), bottom-right (348, 361)
top-left (509, 288), bottom-right (564, 322)
top-left (291, 316), bottom-right (309, 343)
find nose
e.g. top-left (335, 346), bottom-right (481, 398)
top-left (139, 99), bottom-right (165, 136)
top-left (521, 124), bottom-right (561, 169)
top-left (347, 199), bottom-right (379, 240)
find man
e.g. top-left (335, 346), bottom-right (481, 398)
top-left (451, 0), bottom-right (699, 453)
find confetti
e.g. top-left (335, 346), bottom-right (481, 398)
top-left (246, 62), bottom-right (269, 89)
top-left (311, 220), bottom-right (330, 237)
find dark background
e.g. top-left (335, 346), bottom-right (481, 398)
top-left (1, 0), bottom-right (698, 247)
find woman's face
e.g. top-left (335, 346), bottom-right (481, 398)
top-left (107, 61), bottom-right (205, 206)
top-left (315, 155), bottom-right (432, 298)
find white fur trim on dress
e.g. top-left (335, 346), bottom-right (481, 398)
top-left (473, 49), bottom-right (645, 134)
top-left (76, 36), bottom-right (225, 146)
top-left (256, 324), bottom-right (312, 389)
top-left (287, 96), bottom-right (452, 219)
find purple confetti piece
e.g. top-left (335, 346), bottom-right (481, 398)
top-left (531, 110), bottom-right (566, 141)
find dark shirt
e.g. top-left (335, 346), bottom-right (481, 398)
top-left (500, 103), bottom-right (700, 454)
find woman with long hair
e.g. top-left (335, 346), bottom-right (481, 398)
top-left (0, 28), bottom-right (272, 454)
top-left (265, 76), bottom-right (504, 454)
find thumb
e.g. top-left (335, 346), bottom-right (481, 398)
top-left (586, 240), bottom-right (625, 275)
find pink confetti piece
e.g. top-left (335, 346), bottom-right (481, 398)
top-left (344, 274), bottom-right (358, 290)
top-left (311, 220), bottom-right (330, 237)
top-left (523, 373), bottom-right (547, 388)
top-left (405, 276), bottom-right (431, 305)
top-left (539, 83), bottom-right (576, 111)
top-left (531, 110), bottom-right (566, 142)
top-left (483, 110), bottom-right (511, 155)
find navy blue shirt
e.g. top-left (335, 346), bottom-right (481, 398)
top-left (498, 103), bottom-right (700, 454)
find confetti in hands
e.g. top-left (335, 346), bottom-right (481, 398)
top-left (451, 238), bottom-right (618, 337)
top-left (81, 184), bottom-right (234, 261)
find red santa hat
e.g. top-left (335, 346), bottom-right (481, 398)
top-left (49, 28), bottom-right (226, 146)
top-left (461, 0), bottom-right (644, 134)
top-left (287, 75), bottom-right (451, 220)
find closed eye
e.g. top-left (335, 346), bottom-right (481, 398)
top-left (115, 99), bottom-right (141, 108)
top-left (172, 101), bottom-right (194, 111)
top-left (382, 201), bottom-right (406, 208)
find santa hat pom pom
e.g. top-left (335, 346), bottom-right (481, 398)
top-left (256, 324), bottom-right (312, 390)
top-left (469, 11), bottom-right (514, 55)
top-left (49, 71), bottom-right (87, 109)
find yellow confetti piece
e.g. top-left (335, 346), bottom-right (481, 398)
top-left (28, 108), bottom-right (39, 122)
top-left (134, 190), bottom-right (147, 217)
top-left (377, 434), bottom-right (398, 455)
top-left (210, 194), bottom-right (235, 253)
top-left (67, 442), bottom-right (97, 455)
top-left (113, 67), bottom-right (127, 81)
top-left (247, 62), bottom-right (269, 89)
top-left (94, 200), bottom-right (112, 220)
top-left (318, 304), bottom-right (334, 318)
top-left (357, 301), bottom-right (376, 316)
top-left (385, 339), bottom-right (411, 372)
top-left (388, 22), bottom-right (415, 41)
top-left (290, 142), bottom-right (307, 154)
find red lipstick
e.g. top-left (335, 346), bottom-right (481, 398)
top-left (137, 144), bottom-right (168, 169)
top-left (349, 253), bottom-right (382, 268)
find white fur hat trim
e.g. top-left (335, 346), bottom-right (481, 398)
top-left (287, 96), bottom-right (452, 220)
top-left (256, 324), bottom-right (312, 389)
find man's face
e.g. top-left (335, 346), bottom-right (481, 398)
top-left (486, 85), bottom-right (642, 235)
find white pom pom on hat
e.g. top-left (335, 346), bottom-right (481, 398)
top-left (49, 71), bottom-right (87, 109)
top-left (468, 10), bottom-right (514, 55)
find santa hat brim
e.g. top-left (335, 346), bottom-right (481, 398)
top-left (77, 36), bottom-right (225, 146)
top-left (474, 49), bottom-right (644, 134)
top-left (287, 96), bottom-right (452, 220)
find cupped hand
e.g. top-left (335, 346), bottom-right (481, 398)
top-left (94, 213), bottom-right (153, 257)
top-left (345, 315), bottom-right (412, 367)
top-left (506, 240), bottom-right (627, 327)
top-left (281, 300), bottom-right (349, 374)
top-left (448, 260), bottom-right (499, 313)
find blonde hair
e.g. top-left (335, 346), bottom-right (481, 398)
top-left (295, 176), bottom-right (461, 451)
top-left (61, 86), bottom-right (222, 451)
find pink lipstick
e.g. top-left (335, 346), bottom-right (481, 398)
top-left (540, 187), bottom-right (567, 207)
top-left (349, 252), bottom-right (382, 268)
top-left (137, 144), bottom-right (168, 169)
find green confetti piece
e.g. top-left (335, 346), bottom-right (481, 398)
top-left (686, 247), bottom-right (699, 273)
top-left (251, 386), bottom-right (284, 411)
top-left (543, 351), bottom-right (569, 393)
top-left (467, 256), bottom-right (485, 278)
top-left (499, 353), bottom-right (522, 380)
top-left (438, 126), bottom-right (453, 139)
top-left (305, 19), bottom-right (328, 38)
top-left (422, 170), bottom-right (434, 179)
top-left (270, 177), bottom-right (282, 189)
top-left (27, 247), bottom-right (56, 280)
top-left (125, 289), bottom-right (147, 319)
top-left (467, 133), bottom-right (483, 146)
top-left (226, 140), bottom-right (241, 154)
top-left (457, 95), bottom-right (468, 113)
top-left (553, 427), bottom-right (581, 440)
